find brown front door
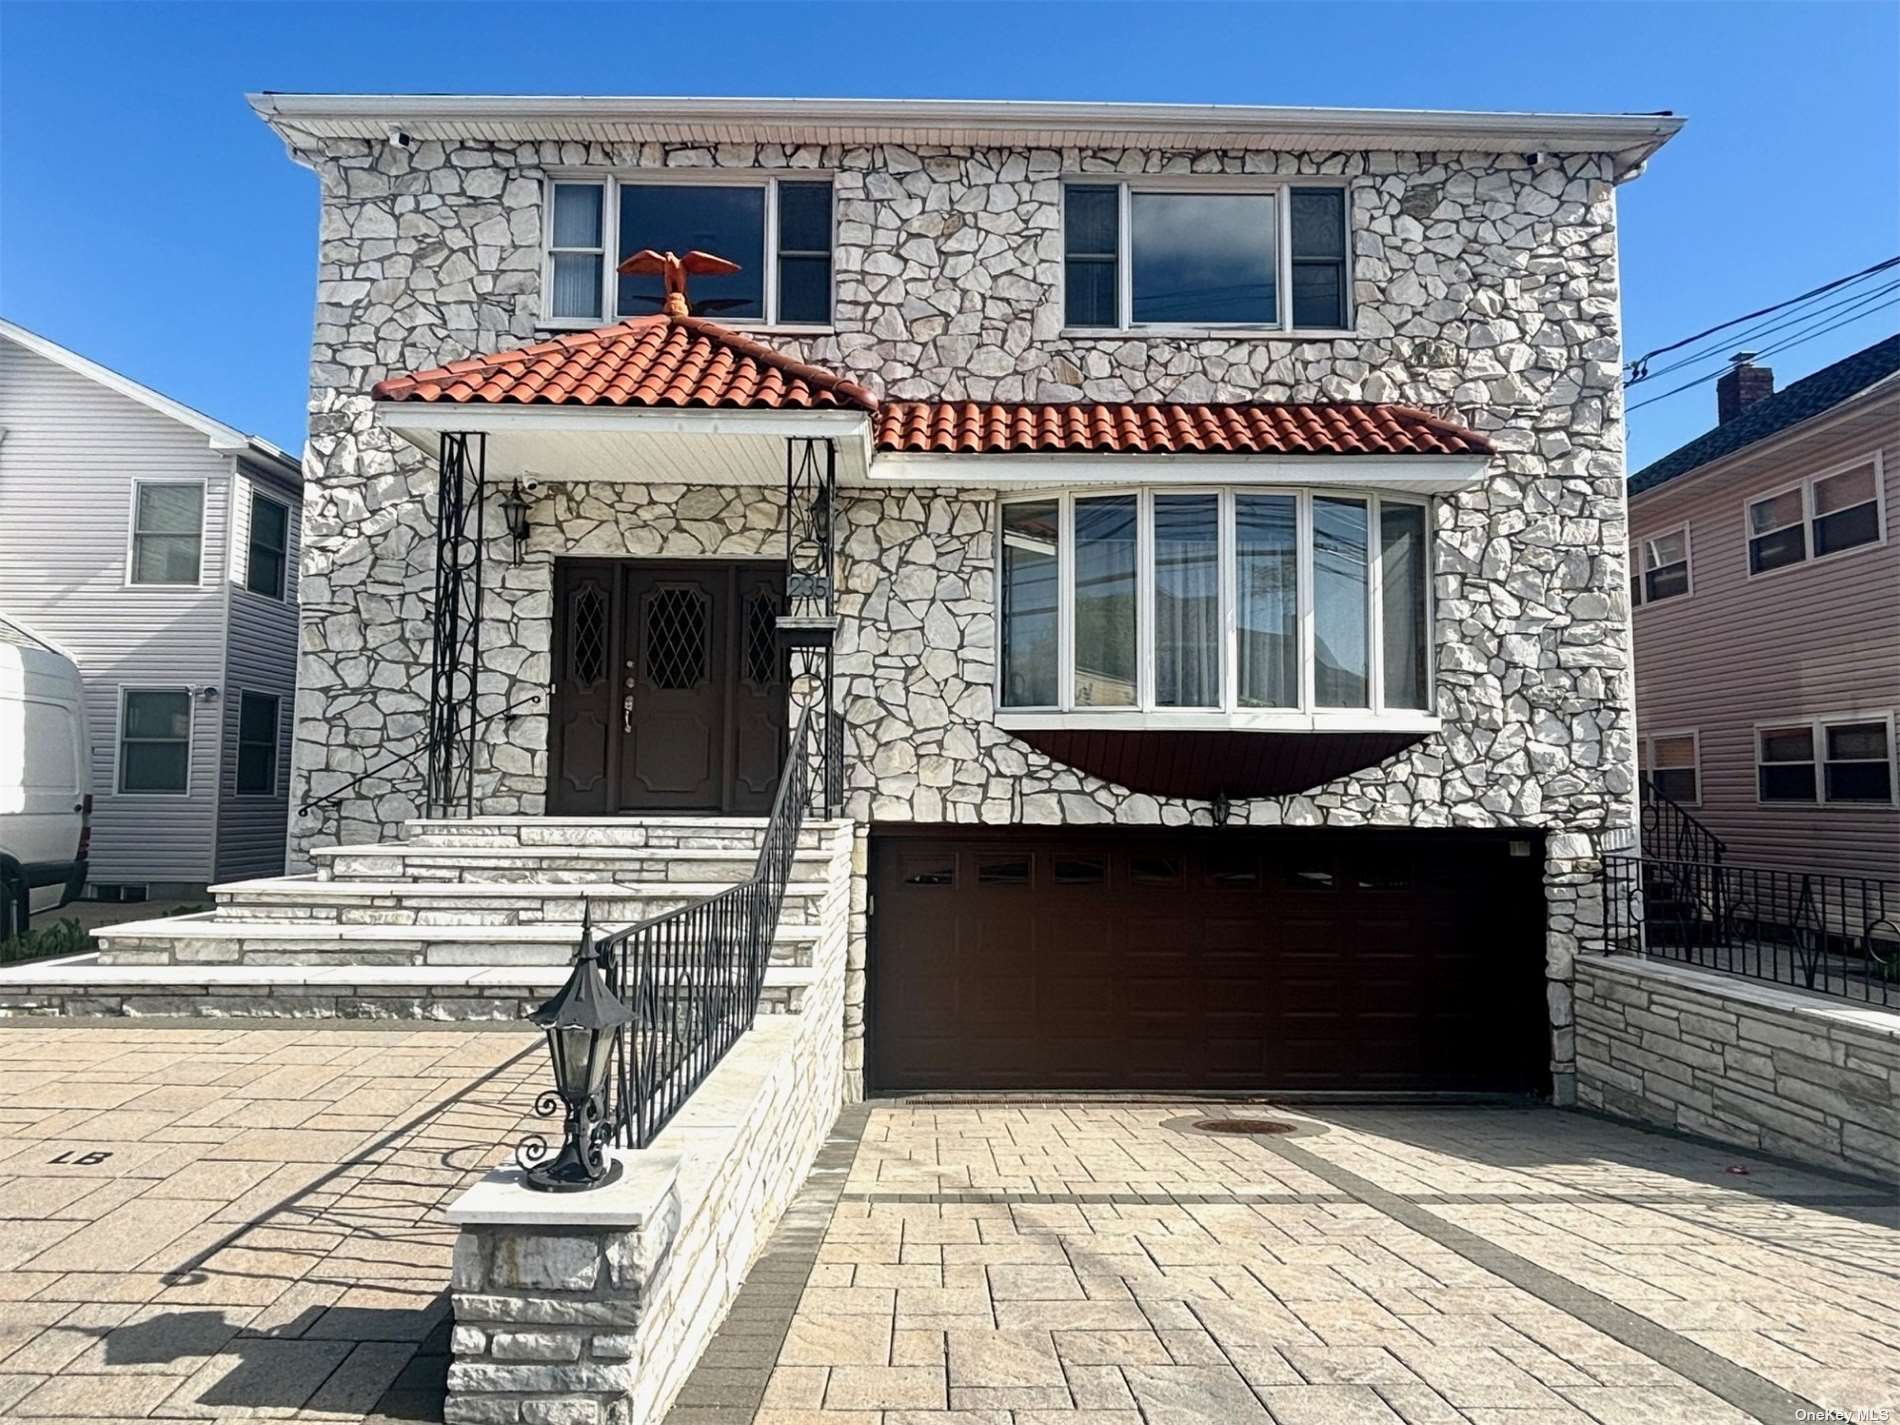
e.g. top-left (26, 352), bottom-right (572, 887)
top-left (549, 560), bottom-right (786, 815)
top-left (869, 828), bottom-right (1549, 1095)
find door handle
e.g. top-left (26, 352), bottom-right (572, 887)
top-left (623, 694), bottom-right (634, 734)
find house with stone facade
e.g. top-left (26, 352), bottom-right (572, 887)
top-left (2, 96), bottom-right (1686, 1111)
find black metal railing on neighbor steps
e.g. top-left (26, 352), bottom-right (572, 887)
top-left (593, 701), bottom-right (832, 1149)
top-left (1604, 851), bottom-right (1900, 1008)
top-left (1639, 774), bottom-right (1726, 867)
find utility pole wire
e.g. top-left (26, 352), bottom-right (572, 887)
top-left (1626, 293), bottom-right (1900, 414)
top-left (1623, 254), bottom-right (1900, 384)
top-left (1629, 276), bottom-right (1900, 388)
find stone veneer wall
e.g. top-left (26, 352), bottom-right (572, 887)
top-left (445, 825), bottom-right (850, 1425)
top-left (1575, 954), bottom-right (1900, 1182)
top-left (289, 133), bottom-right (1640, 1090)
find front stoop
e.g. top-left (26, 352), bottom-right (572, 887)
top-left (0, 816), bottom-right (853, 1021)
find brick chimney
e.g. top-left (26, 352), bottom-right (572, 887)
top-left (1716, 351), bottom-right (1775, 423)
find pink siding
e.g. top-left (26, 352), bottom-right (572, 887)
top-left (1630, 390), bottom-right (1900, 884)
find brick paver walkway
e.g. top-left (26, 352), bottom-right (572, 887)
top-left (0, 1024), bottom-right (542, 1422)
top-left (689, 1103), bottom-right (1899, 1425)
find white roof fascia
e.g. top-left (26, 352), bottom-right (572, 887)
top-left (373, 402), bottom-right (872, 441)
top-left (865, 451), bottom-right (1492, 491)
top-left (0, 318), bottom-right (299, 477)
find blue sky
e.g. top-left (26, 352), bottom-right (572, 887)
top-left (1, 1), bottom-right (1895, 467)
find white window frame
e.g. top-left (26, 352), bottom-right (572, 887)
top-left (234, 690), bottom-right (281, 798)
top-left (1644, 729), bottom-right (1702, 807)
top-left (244, 490), bottom-right (290, 601)
top-left (1754, 712), bottom-right (1899, 808)
top-left (1632, 521), bottom-right (1692, 608)
top-left (1059, 176), bottom-right (1356, 337)
top-left (994, 485), bottom-right (1436, 732)
top-left (1743, 451), bottom-right (1888, 581)
top-left (540, 172), bottom-right (837, 333)
top-left (125, 478), bottom-right (206, 589)
top-left (115, 686), bottom-right (194, 798)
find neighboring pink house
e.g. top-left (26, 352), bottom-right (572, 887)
top-left (1629, 334), bottom-right (1900, 883)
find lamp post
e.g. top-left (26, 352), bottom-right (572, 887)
top-left (499, 481), bottom-right (532, 566)
top-left (519, 925), bottom-right (633, 1192)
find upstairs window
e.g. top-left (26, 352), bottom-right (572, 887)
top-left (245, 493), bottom-right (289, 600)
top-left (545, 177), bottom-right (834, 329)
top-left (129, 482), bottom-right (204, 586)
top-left (1063, 181), bottom-right (1352, 332)
top-left (999, 488), bottom-right (1431, 719)
top-left (1631, 525), bottom-right (1690, 607)
top-left (1747, 458), bottom-right (1886, 575)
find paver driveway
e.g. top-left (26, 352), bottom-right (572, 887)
top-left (0, 1023), bottom-right (542, 1422)
top-left (676, 1103), bottom-right (1900, 1425)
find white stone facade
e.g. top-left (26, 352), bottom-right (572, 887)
top-left (288, 131), bottom-right (1638, 1092)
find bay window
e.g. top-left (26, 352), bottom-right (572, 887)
top-left (999, 488), bottom-right (1434, 722)
top-left (1063, 179), bottom-right (1352, 333)
top-left (544, 176), bottom-right (834, 328)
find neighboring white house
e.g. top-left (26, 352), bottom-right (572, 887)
top-left (0, 319), bottom-right (304, 896)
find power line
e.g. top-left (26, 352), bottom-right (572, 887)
top-left (1623, 254), bottom-right (1900, 383)
top-left (1626, 291), bottom-right (1900, 414)
top-left (1630, 275), bottom-right (1900, 387)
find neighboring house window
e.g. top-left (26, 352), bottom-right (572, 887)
top-left (1647, 732), bottom-right (1700, 804)
top-left (236, 691), bottom-right (280, 795)
top-left (1747, 456), bottom-right (1886, 575)
top-left (246, 493), bottom-right (289, 599)
top-left (129, 482), bottom-right (204, 586)
top-left (999, 488), bottom-right (1430, 717)
top-left (544, 177), bottom-right (834, 328)
top-left (1757, 715), bottom-right (1897, 805)
top-left (1062, 180), bottom-right (1352, 332)
top-left (119, 688), bottom-right (191, 794)
top-left (1632, 525), bottom-right (1690, 606)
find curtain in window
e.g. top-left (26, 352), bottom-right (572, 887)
top-left (1001, 501), bottom-right (1060, 707)
top-left (1153, 495), bottom-right (1218, 706)
top-left (1380, 503), bottom-right (1429, 709)
top-left (1236, 495), bottom-right (1297, 707)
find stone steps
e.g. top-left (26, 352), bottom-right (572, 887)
top-left (311, 844), bottom-right (833, 885)
top-left (400, 816), bottom-right (843, 852)
top-left (0, 953), bottom-right (816, 1021)
top-left (208, 876), bottom-right (831, 929)
top-left (93, 912), bottom-right (822, 969)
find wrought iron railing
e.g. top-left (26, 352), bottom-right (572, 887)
top-left (296, 691), bottom-right (544, 826)
top-left (588, 701), bottom-right (830, 1148)
top-left (1638, 774), bottom-right (1726, 867)
top-left (1604, 851), bottom-right (1899, 1007)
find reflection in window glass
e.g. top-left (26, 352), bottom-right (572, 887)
top-left (1236, 495), bottom-right (1297, 708)
top-left (1205, 854), bottom-right (1258, 887)
top-left (1813, 466), bottom-right (1881, 556)
top-left (1053, 857), bottom-right (1106, 885)
top-left (1153, 495), bottom-right (1219, 707)
top-left (1380, 502), bottom-right (1429, 710)
top-left (618, 185), bottom-right (764, 318)
top-left (1290, 188), bottom-right (1347, 329)
top-left (1758, 727), bottom-right (1816, 802)
top-left (1074, 496), bottom-right (1138, 707)
top-left (1131, 192), bottom-right (1276, 325)
top-left (901, 858), bottom-right (955, 887)
top-left (1824, 721), bottom-right (1892, 802)
top-left (1314, 497), bottom-right (1370, 707)
top-left (1132, 856), bottom-right (1181, 886)
top-left (976, 857), bottom-right (1030, 886)
top-left (1064, 186), bottom-right (1119, 328)
top-left (1001, 501), bottom-right (1060, 708)
top-left (776, 181), bottom-right (833, 325)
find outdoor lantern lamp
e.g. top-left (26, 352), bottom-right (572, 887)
top-left (499, 480), bottom-right (532, 565)
top-left (519, 923), bottom-right (633, 1192)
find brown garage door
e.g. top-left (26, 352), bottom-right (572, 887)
top-left (869, 828), bottom-right (1548, 1095)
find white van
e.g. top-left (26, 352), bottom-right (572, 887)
top-left (0, 616), bottom-right (91, 938)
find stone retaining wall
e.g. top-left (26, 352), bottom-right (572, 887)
top-left (1575, 954), bottom-right (1900, 1182)
top-left (443, 826), bottom-right (851, 1425)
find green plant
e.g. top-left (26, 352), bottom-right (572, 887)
top-left (0, 917), bottom-right (93, 966)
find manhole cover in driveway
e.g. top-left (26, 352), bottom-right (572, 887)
top-left (1161, 1112), bottom-right (1327, 1140)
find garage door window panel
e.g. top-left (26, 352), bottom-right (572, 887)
top-left (999, 487), bottom-right (1432, 722)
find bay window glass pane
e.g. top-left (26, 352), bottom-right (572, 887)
top-left (777, 181), bottom-right (833, 324)
top-left (551, 253), bottom-right (602, 321)
top-left (1073, 496), bottom-right (1137, 707)
top-left (617, 185), bottom-right (764, 319)
top-left (1131, 192), bottom-right (1275, 325)
top-left (1064, 186), bottom-right (1119, 328)
top-left (1379, 502), bottom-right (1429, 710)
top-left (1236, 495), bottom-right (1298, 708)
top-left (1000, 500), bottom-right (1059, 708)
top-left (1153, 495), bottom-right (1219, 707)
top-left (552, 184), bottom-right (603, 248)
top-left (1314, 497), bottom-right (1369, 707)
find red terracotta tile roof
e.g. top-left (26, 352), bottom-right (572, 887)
top-left (371, 315), bottom-right (877, 411)
top-left (874, 401), bottom-right (1492, 457)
